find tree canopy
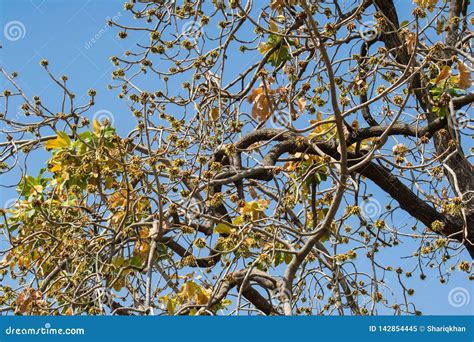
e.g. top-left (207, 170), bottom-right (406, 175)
top-left (0, 0), bottom-right (473, 315)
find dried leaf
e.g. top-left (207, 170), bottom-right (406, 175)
top-left (405, 33), bottom-right (416, 54)
top-left (296, 97), bottom-right (307, 112)
top-left (249, 186), bottom-right (258, 199)
top-left (457, 62), bottom-right (472, 89)
top-left (209, 107), bottom-right (220, 121)
top-left (247, 85), bottom-right (276, 122)
top-left (271, 0), bottom-right (298, 13)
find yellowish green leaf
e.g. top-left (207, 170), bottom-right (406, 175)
top-left (44, 131), bottom-right (71, 150)
top-left (214, 223), bottom-right (232, 235)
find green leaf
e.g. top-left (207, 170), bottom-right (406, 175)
top-left (232, 215), bottom-right (243, 226)
top-left (314, 171), bottom-right (327, 184)
top-left (129, 256), bottom-right (143, 267)
top-left (17, 175), bottom-right (38, 197)
top-left (262, 34), bottom-right (293, 67)
top-left (319, 230), bottom-right (331, 242)
top-left (269, 45), bottom-right (291, 66)
top-left (274, 251), bottom-right (284, 267)
top-left (437, 106), bottom-right (447, 119)
top-left (429, 86), bottom-right (443, 96)
top-left (112, 256), bottom-right (125, 268)
top-left (445, 88), bottom-right (464, 97)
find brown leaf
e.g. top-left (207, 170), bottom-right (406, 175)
top-left (405, 33), bottom-right (416, 54)
top-left (296, 97), bottom-right (307, 112)
top-left (247, 85), bottom-right (276, 122)
top-left (209, 107), bottom-right (220, 121)
top-left (457, 62), bottom-right (472, 89)
top-left (15, 288), bottom-right (43, 314)
top-left (249, 186), bottom-right (258, 199)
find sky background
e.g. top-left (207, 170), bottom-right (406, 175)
top-left (0, 0), bottom-right (472, 315)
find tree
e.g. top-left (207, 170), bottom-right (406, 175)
top-left (0, 0), bottom-right (472, 316)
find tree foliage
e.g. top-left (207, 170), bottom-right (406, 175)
top-left (0, 0), bottom-right (473, 315)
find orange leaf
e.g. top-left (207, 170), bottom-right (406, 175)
top-left (434, 66), bottom-right (451, 85)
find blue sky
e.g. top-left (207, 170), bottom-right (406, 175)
top-left (0, 0), bottom-right (472, 315)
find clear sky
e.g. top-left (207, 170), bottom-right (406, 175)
top-left (0, 0), bottom-right (472, 315)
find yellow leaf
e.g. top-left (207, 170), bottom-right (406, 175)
top-left (166, 298), bottom-right (176, 315)
top-left (195, 289), bottom-right (210, 305)
top-left (32, 185), bottom-right (44, 194)
top-left (435, 18), bottom-right (445, 35)
top-left (271, 0), bottom-right (298, 13)
top-left (44, 131), bottom-right (71, 150)
top-left (258, 43), bottom-right (271, 55)
top-left (348, 137), bottom-right (376, 152)
top-left (179, 281), bottom-right (197, 301)
top-left (221, 299), bottom-right (232, 307)
top-left (214, 223), bottom-right (232, 235)
top-left (240, 199), bottom-right (269, 220)
top-left (413, 0), bottom-right (438, 11)
top-left (108, 189), bottom-right (128, 208)
top-left (92, 119), bottom-right (102, 134)
top-left (139, 227), bottom-right (150, 239)
top-left (134, 241), bottom-right (150, 259)
top-left (270, 0), bottom-right (285, 13)
top-left (319, 230), bottom-right (330, 242)
top-left (309, 113), bottom-right (336, 140)
top-left (49, 163), bottom-right (61, 172)
top-left (268, 19), bottom-right (278, 32)
top-left (457, 62), bottom-right (472, 89)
